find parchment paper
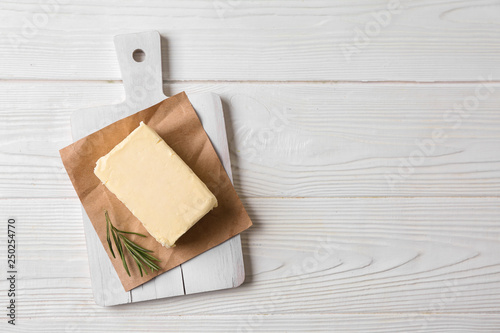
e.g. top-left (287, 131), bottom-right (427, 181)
top-left (60, 92), bottom-right (252, 291)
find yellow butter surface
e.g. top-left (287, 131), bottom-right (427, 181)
top-left (94, 122), bottom-right (218, 248)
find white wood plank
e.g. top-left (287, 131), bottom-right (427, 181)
top-left (0, 0), bottom-right (499, 81)
top-left (1, 197), bottom-right (499, 317)
top-left (11, 314), bottom-right (500, 332)
top-left (1, 81), bottom-right (500, 198)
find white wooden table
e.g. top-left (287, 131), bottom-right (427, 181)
top-left (1, 1), bottom-right (500, 332)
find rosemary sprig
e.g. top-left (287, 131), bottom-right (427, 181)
top-left (104, 210), bottom-right (161, 277)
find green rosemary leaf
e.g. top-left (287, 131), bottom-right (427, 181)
top-left (139, 254), bottom-right (161, 271)
top-left (120, 252), bottom-right (131, 277)
top-left (140, 251), bottom-right (162, 265)
top-left (112, 227), bottom-right (130, 277)
top-left (126, 243), bottom-right (148, 277)
top-left (113, 227), bottom-right (147, 238)
top-left (123, 240), bottom-right (150, 264)
top-left (121, 235), bottom-right (154, 254)
top-left (110, 226), bottom-right (121, 257)
top-left (124, 241), bottom-right (145, 277)
top-left (104, 210), bottom-right (161, 277)
top-left (105, 210), bottom-right (115, 258)
top-left (134, 255), bottom-right (144, 277)
top-left (141, 250), bottom-right (161, 261)
top-left (123, 240), bottom-right (160, 271)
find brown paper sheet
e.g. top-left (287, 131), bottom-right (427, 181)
top-left (60, 92), bottom-right (252, 291)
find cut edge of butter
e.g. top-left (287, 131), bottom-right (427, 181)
top-left (94, 121), bottom-right (218, 248)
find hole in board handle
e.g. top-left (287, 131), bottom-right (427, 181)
top-left (132, 49), bottom-right (146, 62)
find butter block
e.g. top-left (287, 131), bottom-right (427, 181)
top-left (94, 121), bottom-right (218, 248)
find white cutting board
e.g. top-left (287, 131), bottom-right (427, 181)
top-left (70, 31), bottom-right (245, 306)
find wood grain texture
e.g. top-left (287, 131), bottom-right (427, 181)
top-left (0, 0), bottom-right (499, 81)
top-left (0, 197), bottom-right (499, 318)
top-left (1, 81), bottom-right (499, 198)
top-left (8, 314), bottom-right (500, 332)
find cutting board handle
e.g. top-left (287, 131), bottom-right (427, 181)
top-left (113, 31), bottom-right (166, 106)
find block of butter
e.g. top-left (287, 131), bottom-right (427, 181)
top-left (94, 121), bottom-right (218, 248)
